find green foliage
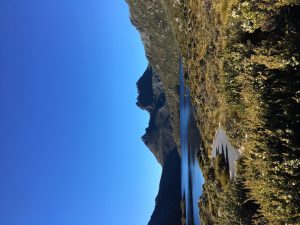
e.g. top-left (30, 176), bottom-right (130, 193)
top-left (170, 0), bottom-right (300, 224)
top-left (199, 159), bottom-right (259, 225)
top-left (231, 0), bottom-right (300, 33)
top-left (222, 2), bottom-right (300, 223)
top-left (214, 154), bottom-right (230, 188)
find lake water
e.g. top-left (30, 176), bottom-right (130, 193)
top-left (212, 127), bottom-right (240, 179)
top-left (180, 58), bottom-right (204, 225)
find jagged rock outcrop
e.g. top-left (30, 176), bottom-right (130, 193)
top-left (137, 66), bottom-right (177, 165)
top-left (127, 1), bottom-right (183, 224)
top-left (126, 0), bottom-right (180, 149)
top-left (137, 66), bottom-right (181, 225)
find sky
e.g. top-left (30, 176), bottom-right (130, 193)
top-left (0, 1), bottom-right (162, 225)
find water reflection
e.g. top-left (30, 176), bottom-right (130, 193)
top-left (180, 58), bottom-right (204, 225)
top-left (212, 127), bottom-right (240, 179)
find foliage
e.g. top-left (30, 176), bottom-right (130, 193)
top-left (168, 0), bottom-right (300, 224)
top-left (214, 154), bottom-right (229, 188)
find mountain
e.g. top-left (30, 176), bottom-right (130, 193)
top-left (137, 65), bottom-right (182, 225)
top-left (137, 66), bottom-right (177, 165)
top-left (126, 0), bottom-right (180, 150)
top-left (129, 0), bottom-right (300, 224)
top-left (127, 1), bottom-right (184, 223)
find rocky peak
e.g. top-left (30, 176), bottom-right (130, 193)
top-left (126, 0), bottom-right (180, 150)
top-left (137, 65), bottom-right (176, 165)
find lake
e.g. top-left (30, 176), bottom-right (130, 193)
top-left (180, 58), bottom-right (204, 225)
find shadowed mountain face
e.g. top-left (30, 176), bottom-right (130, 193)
top-left (137, 66), bottom-right (181, 225)
top-left (126, 0), bottom-right (180, 148)
top-left (148, 148), bottom-right (181, 225)
top-left (130, 0), bottom-right (300, 224)
top-left (128, 1), bottom-right (201, 224)
top-left (137, 66), bottom-right (177, 165)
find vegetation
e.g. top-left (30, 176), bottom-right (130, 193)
top-left (167, 0), bottom-right (300, 224)
top-left (214, 153), bottom-right (230, 188)
top-left (199, 155), bottom-right (259, 225)
top-left (128, 0), bottom-right (300, 223)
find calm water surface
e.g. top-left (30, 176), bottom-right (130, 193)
top-left (180, 58), bottom-right (204, 225)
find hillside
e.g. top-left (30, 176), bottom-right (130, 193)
top-left (127, 0), bottom-right (300, 224)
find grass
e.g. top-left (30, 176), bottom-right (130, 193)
top-left (166, 0), bottom-right (300, 224)
top-left (127, 0), bottom-right (300, 223)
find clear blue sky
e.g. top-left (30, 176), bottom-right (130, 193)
top-left (0, 1), bottom-right (161, 225)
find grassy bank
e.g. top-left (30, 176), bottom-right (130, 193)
top-left (167, 0), bottom-right (300, 224)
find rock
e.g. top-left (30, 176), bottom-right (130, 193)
top-left (127, 1), bottom-right (183, 224)
top-left (148, 148), bottom-right (182, 225)
top-left (126, 0), bottom-right (180, 149)
top-left (137, 65), bottom-right (176, 165)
